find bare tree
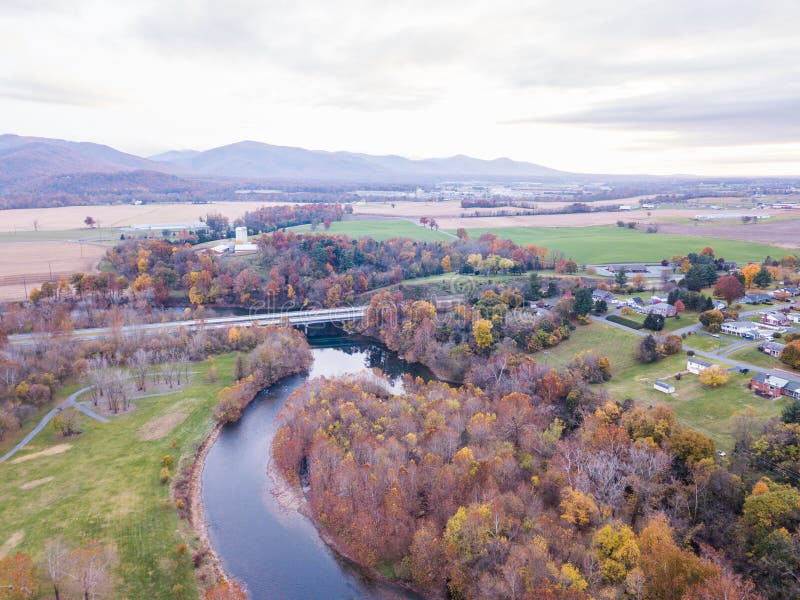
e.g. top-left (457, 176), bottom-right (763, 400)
top-left (44, 537), bottom-right (71, 600)
top-left (129, 348), bottom-right (151, 392)
top-left (67, 539), bottom-right (116, 599)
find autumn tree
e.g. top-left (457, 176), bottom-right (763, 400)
top-left (472, 319), bottom-right (494, 351)
top-left (741, 263), bottom-right (761, 288)
top-left (699, 366), bottom-right (730, 388)
top-left (779, 340), bottom-right (800, 370)
top-left (66, 539), bottom-right (116, 600)
top-left (205, 580), bottom-right (247, 600)
top-left (0, 551), bottom-right (38, 599)
top-left (713, 275), bottom-right (745, 305)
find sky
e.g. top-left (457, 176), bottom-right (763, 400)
top-left (1, 0), bottom-right (799, 176)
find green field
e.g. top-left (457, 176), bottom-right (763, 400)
top-left (289, 219), bottom-right (453, 241)
top-left (462, 226), bottom-right (785, 264)
top-left (0, 356), bottom-right (234, 598)
top-left (728, 345), bottom-right (780, 370)
top-left (0, 227), bottom-right (122, 244)
top-left (538, 321), bottom-right (783, 450)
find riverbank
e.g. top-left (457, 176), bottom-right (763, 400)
top-left (268, 458), bottom-right (423, 600)
top-left (184, 422), bottom-right (237, 593)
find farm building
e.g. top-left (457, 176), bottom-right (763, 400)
top-left (721, 321), bottom-right (760, 338)
top-left (653, 381), bottom-right (676, 394)
top-left (687, 357), bottom-right (713, 374)
top-left (760, 341), bottom-right (786, 358)
top-left (121, 221), bottom-right (209, 239)
top-left (607, 264), bottom-right (648, 273)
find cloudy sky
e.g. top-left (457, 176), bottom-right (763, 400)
top-left (2, 0), bottom-right (799, 175)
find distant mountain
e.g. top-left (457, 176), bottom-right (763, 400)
top-left (149, 149), bottom-right (201, 163)
top-left (0, 134), bottom-right (162, 187)
top-left (156, 140), bottom-right (567, 181)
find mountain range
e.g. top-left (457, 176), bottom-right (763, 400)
top-left (0, 134), bottom-right (566, 192)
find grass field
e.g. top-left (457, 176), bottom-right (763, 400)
top-left (462, 226), bottom-right (786, 264)
top-left (728, 346), bottom-right (780, 369)
top-left (537, 321), bottom-right (783, 450)
top-left (288, 219), bottom-right (453, 241)
top-left (0, 356), bottom-right (234, 598)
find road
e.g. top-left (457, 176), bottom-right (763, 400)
top-left (591, 308), bottom-right (800, 381)
top-left (8, 306), bottom-right (367, 346)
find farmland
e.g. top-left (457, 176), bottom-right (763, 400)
top-left (288, 219), bottom-right (453, 241)
top-left (462, 226), bottom-right (787, 263)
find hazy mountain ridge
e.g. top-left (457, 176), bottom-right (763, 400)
top-left (0, 134), bottom-right (567, 188)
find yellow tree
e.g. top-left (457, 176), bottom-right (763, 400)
top-left (441, 255), bottom-right (452, 272)
top-left (472, 319), bottom-right (494, 350)
top-left (741, 263), bottom-right (761, 289)
top-left (699, 366), bottom-right (730, 387)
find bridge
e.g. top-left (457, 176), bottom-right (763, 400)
top-left (8, 306), bottom-right (367, 345)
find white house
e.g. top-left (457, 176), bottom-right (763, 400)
top-left (642, 303), bottom-right (678, 317)
top-left (654, 381), bottom-right (676, 394)
top-left (687, 357), bottom-right (713, 374)
top-left (721, 321), bottom-right (760, 339)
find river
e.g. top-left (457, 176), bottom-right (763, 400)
top-left (201, 337), bottom-right (432, 599)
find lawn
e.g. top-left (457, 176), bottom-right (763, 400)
top-left (461, 226), bottom-right (785, 264)
top-left (728, 346), bottom-right (780, 370)
top-left (682, 332), bottom-right (739, 352)
top-left (288, 219), bottom-right (453, 242)
top-left (0, 355), bottom-right (235, 598)
top-left (539, 321), bottom-right (782, 450)
top-left (602, 351), bottom-right (784, 451)
top-left (610, 312), bottom-right (689, 333)
top-left (0, 227), bottom-right (122, 244)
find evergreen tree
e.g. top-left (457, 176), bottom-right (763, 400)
top-left (615, 267), bottom-right (628, 287)
top-left (573, 288), bottom-right (594, 316)
top-left (754, 265), bottom-right (772, 289)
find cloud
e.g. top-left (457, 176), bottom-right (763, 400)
top-left (507, 90), bottom-right (800, 146)
top-left (0, 78), bottom-right (118, 107)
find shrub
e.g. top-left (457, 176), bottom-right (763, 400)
top-left (160, 467), bottom-right (171, 484)
top-left (161, 455), bottom-right (174, 467)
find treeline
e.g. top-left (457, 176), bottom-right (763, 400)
top-left (103, 231), bottom-right (553, 309)
top-left (0, 322), bottom-right (295, 442)
top-left (214, 327), bottom-right (312, 423)
top-left (359, 288), bottom-right (574, 382)
top-left (274, 371), bottom-right (772, 599)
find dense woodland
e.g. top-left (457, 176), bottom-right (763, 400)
top-left (274, 368), bottom-right (796, 600)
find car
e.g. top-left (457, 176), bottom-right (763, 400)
top-left (717, 450), bottom-right (727, 457)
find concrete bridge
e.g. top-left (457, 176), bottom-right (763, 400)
top-left (8, 306), bottom-right (367, 345)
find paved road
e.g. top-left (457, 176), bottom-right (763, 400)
top-left (0, 385), bottom-right (106, 464)
top-left (7, 306), bottom-right (367, 346)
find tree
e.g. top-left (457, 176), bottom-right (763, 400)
top-left (44, 538), bottom-right (70, 600)
top-left (472, 319), bottom-right (494, 351)
top-left (741, 263), bottom-right (763, 289)
top-left (526, 272), bottom-right (542, 301)
top-left (636, 335), bottom-right (659, 363)
top-left (0, 551), bottom-right (38, 599)
top-left (699, 310), bottom-right (724, 332)
top-left (753, 265), bottom-right (772, 289)
top-left (714, 275), bottom-right (745, 305)
top-left (779, 341), bottom-right (800, 370)
top-left (615, 267), bottom-right (628, 287)
top-left (643, 313), bottom-right (665, 331)
top-left (782, 397), bottom-right (800, 424)
top-left (573, 287), bottom-right (593, 317)
top-left (51, 408), bottom-right (80, 437)
top-left (205, 580), bottom-right (247, 600)
top-left (67, 539), bottom-right (116, 600)
top-left (84, 216), bottom-right (96, 228)
top-left (592, 523), bottom-right (640, 583)
top-left (699, 366), bottom-right (730, 388)
top-left (594, 299), bottom-right (608, 314)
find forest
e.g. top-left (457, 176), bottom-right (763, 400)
top-left (274, 367), bottom-right (793, 599)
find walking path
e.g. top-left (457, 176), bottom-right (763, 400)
top-left (0, 385), bottom-right (103, 464)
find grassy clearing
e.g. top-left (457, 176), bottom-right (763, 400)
top-left (539, 321), bottom-right (782, 450)
top-left (610, 312), bottom-right (689, 333)
top-left (288, 219), bottom-right (453, 242)
top-left (0, 355), bottom-right (236, 598)
top-left (728, 346), bottom-right (780, 370)
top-left (461, 226), bottom-right (784, 264)
top-left (682, 333), bottom-right (737, 352)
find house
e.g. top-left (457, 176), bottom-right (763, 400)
top-left (712, 300), bottom-right (727, 311)
top-left (751, 373), bottom-right (791, 399)
top-left (786, 381), bottom-right (800, 400)
top-left (721, 321), bottom-right (760, 338)
top-left (592, 289), bottom-right (615, 303)
top-left (788, 313), bottom-right (800, 324)
top-left (642, 303), bottom-right (678, 317)
top-left (720, 261), bottom-right (738, 271)
top-left (607, 264), bottom-right (648, 273)
top-left (687, 357), bottom-right (713, 374)
top-left (740, 293), bottom-right (773, 304)
top-left (654, 381), bottom-right (676, 394)
top-left (760, 341), bottom-right (786, 358)
top-left (762, 312), bottom-right (789, 326)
